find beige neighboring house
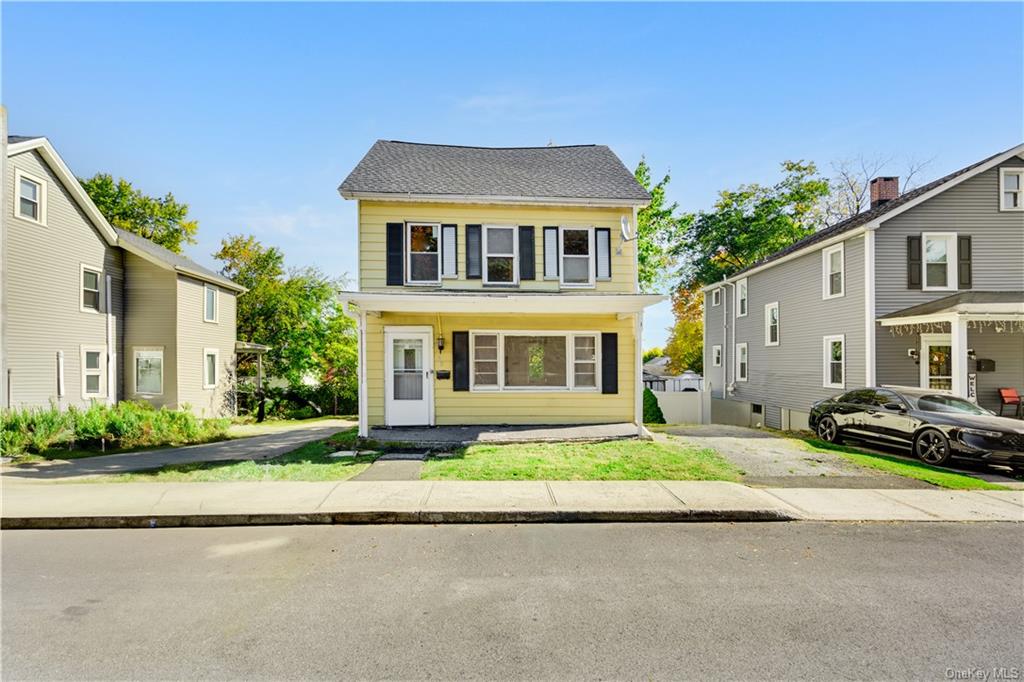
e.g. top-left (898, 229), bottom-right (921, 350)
top-left (1, 128), bottom-right (245, 417)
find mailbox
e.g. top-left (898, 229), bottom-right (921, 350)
top-left (975, 359), bottom-right (995, 372)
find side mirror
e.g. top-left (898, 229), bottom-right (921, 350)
top-left (883, 402), bottom-right (905, 412)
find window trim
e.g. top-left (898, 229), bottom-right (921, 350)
top-left (203, 348), bottom-right (220, 390)
top-left (999, 167), bottom-right (1024, 212)
top-left (821, 243), bottom-right (845, 299)
top-left (203, 283), bottom-right (219, 323)
top-left (712, 344), bottom-right (722, 367)
top-left (405, 221), bottom-right (442, 286)
top-left (80, 264), bottom-right (103, 314)
top-left (735, 342), bottom-right (748, 382)
top-left (558, 226), bottom-right (596, 289)
top-left (14, 168), bottom-right (46, 226)
top-left (133, 346), bottom-right (165, 397)
top-left (482, 224), bottom-right (519, 286)
top-left (764, 301), bottom-right (780, 347)
top-left (921, 232), bottom-right (958, 292)
top-left (80, 345), bottom-right (106, 399)
top-left (469, 330), bottom-right (601, 393)
top-left (823, 334), bottom-right (845, 389)
top-left (735, 278), bottom-right (748, 317)
top-left (711, 288), bottom-right (721, 306)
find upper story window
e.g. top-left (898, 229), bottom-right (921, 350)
top-left (204, 284), bottom-right (219, 323)
top-left (406, 222), bottom-right (440, 285)
top-left (922, 233), bottom-right (957, 291)
top-left (711, 288), bottom-right (721, 306)
top-left (822, 243), bottom-right (844, 299)
top-left (1000, 168), bottom-right (1023, 211)
top-left (483, 225), bottom-right (518, 286)
top-left (81, 266), bottom-right (102, 313)
top-left (15, 169), bottom-right (46, 225)
top-left (735, 278), bottom-right (748, 317)
top-left (764, 302), bottom-right (779, 347)
top-left (559, 227), bottom-right (594, 288)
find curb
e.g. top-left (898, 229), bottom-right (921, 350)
top-left (1, 508), bottom-right (797, 530)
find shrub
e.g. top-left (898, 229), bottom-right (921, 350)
top-left (1, 409), bottom-right (34, 456)
top-left (25, 407), bottom-right (72, 453)
top-left (643, 388), bottom-right (666, 424)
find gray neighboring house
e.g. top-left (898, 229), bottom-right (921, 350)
top-left (704, 143), bottom-right (1024, 429)
top-left (1, 130), bottom-right (245, 417)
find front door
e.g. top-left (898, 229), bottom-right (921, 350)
top-left (920, 335), bottom-right (953, 391)
top-left (384, 328), bottom-right (433, 426)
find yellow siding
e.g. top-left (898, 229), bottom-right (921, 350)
top-left (365, 312), bottom-right (636, 426)
top-left (359, 201), bottom-right (636, 293)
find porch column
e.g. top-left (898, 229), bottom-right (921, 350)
top-left (950, 315), bottom-right (968, 398)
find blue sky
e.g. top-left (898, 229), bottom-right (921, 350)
top-left (4, 2), bottom-right (1022, 348)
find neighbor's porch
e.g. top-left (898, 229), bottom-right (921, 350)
top-left (877, 292), bottom-right (1024, 414)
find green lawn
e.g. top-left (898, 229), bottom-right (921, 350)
top-left (101, 428), bottom-right (376, 483)
top-left (421, 438), bottom-right (741, 481)
top-left (798, 437), bottom-right (1009, 490)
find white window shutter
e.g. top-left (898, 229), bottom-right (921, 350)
top-left (442, 225), bottom-right (457, 277)
top-left (543, 227), bottom-right (558, 279)
top-left (596, 228), bottom-right (611, 279)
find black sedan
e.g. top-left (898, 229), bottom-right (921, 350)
top-left (808, 387), bottom-right (1024, 471)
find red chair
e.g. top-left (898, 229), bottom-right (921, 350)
top-left (998, 388), bottom-right (1022, 418)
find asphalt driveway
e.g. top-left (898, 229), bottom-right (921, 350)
top-left (2, 419), bottom-right (354, 481)
top-left (660, 424), bottom-right (935, 488)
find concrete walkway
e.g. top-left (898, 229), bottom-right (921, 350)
top-left (1, 419), bottom-right (354, 481)
top-left (2, 478), bottom-right (1020, 528)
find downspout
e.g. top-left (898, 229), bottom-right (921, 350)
top-left (106, 273), bottom-right (115, 405)
top-left (720, 278), bottom-right (736, 395)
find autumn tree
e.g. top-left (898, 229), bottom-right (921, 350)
top-left (664, 287), bottom-right (703, 374)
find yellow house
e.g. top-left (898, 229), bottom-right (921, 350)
top-left (338, 141), bottom-right (664, 437)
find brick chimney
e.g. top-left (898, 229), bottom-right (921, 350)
top-left (870, 176), bottom-right (900, 209)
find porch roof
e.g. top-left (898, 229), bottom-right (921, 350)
top-left (878, 291), bottom-right (1024, 326)
top-left (340, 291), bottom-right (666, 315)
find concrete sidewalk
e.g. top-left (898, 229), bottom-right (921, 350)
top-left (2, 478), bottom-right (1021, 528)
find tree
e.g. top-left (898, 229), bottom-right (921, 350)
top-left (677, 161), bottom-right (831, 288)
top-left (79, 173), bottom-right (198, 253)
top-left (214, 235), bottom-right (344, 387)
top-left (642, 347), bottom-right (664, 363)
top-left (823, 155), bottom-right (932, 225)
top-left (634, 158), bottom-right (691, 293)
top-left (664, 287), bottom-right (703, 374)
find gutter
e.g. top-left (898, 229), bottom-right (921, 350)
top-left (338, 189), bottom-right (650, 210)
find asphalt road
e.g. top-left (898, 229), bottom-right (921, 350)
top-left (2, 523), bottom-right (1022, 680)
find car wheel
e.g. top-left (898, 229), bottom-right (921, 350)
top-left (816, 416), bottom-right (841, 444)
top-left (914, 429), bottom-right (951, 466)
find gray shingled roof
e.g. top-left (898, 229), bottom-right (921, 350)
top-left (879, 291), bottom-right (1024, 319)
top-left (339, 140), bottom-right (651, 203)
top-left (115, 228), bottom-right (243, 291)
top-left (734, 143), bottom-right (1024, 276)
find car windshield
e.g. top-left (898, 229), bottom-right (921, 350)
top-left (912, 394), bottom-right (993, 416)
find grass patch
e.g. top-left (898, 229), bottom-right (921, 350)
top-left (421, 438), bottom-right (741, 481)
top-left (798, 436), bottom-right (1008, 490)
top-left (99, 428), bottom-right (376, 483)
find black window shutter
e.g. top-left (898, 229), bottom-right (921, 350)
top-left (386, 223), bottom-right (404, 286)
top-left (906, 235), bottom-right (922, 290)
top-left (957, 236), bottom-right (972, 289)
top-left (452, 332), bottom-right (469, 391)
top-left (601, 333), bottom-right (618, 394)
top-left (466, 225), bottom-right (482, 279)
top-left (519, 226), bottom-right (535, 281)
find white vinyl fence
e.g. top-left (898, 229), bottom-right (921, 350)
top-left (651, 388), bottom-right (712, 425)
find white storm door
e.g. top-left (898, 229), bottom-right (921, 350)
top-left (385, 328), bottom-right (433, 426)
top-left (920, 334), bottom-right (953, 391)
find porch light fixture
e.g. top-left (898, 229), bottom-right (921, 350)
top-left (437, 336), bottom-right (445, 353)
top-left (967, 348), bottom-right (977, 360)
top-left (907, 348), bottom-right (919, 363)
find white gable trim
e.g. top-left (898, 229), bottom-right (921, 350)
top-left (7, 137), bottom-right (118, 245)
top-left (338, 189), bottom-right (649, 209)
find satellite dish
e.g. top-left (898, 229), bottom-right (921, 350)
top-left (620, 215), bottom-right (636, 241)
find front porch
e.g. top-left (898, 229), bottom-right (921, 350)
top-left (368, 422), bottom-right (639, 447)
top-left (878, 292), bottom-right (1024, 413)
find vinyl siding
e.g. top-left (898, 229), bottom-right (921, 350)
top-left (703, 288), bottom-right (728, 399)
top-left (875, 157), bottom-right (1024, 317)
top-left (122, 253), bottom-right (178, 409)
top-left (724, 234), bottom-right (866, 412)
top-left (358, 201), bottom-right (636, 293)
top-left (4, 149), bottom-right (124, 409)
top-left (175, 275), bottom-right (237, 417)
top-left (365, 312), bottom-right (635, 426)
